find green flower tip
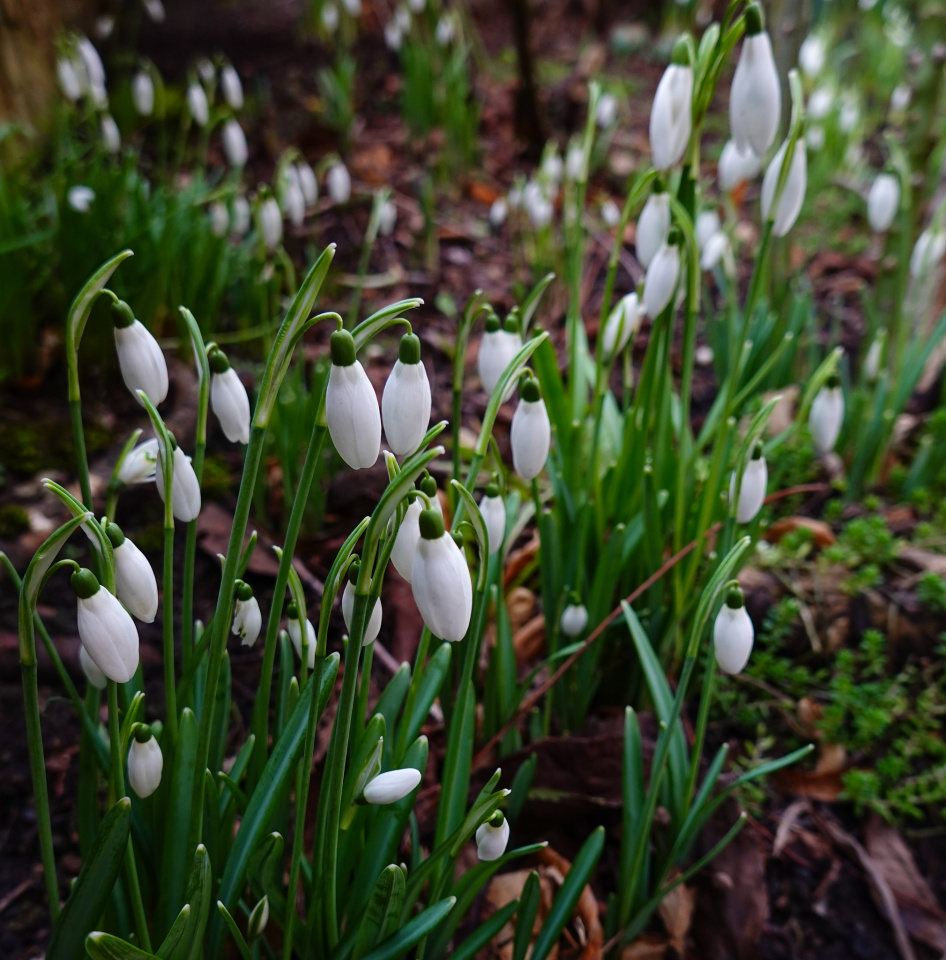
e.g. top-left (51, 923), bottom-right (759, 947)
top-left (330, 329), bottom-right (357, 366)
top-left (745, 3), bottom-right (764, 35)
top-left (419, 473), bottom-right (438, 498)
top-left (568, 590), bottom-right (582, 604)
top-left (287, 600), bottom-right (299, 620)
top-left (111, 299), bottom-right (135, 329)
top-left (668, 226), bottom-right (683, 246)
top-left (825, 373), bottom-right (841, 390)
top-left (347, 559), bottom-right (361, 585)
top-left (209, 347), bottom-right (231, 374)
top-left (725, 585), bottom-right (745, 610)
top-left (671, 36), bottom-right (691, 66)
top-left (484, 481), bottom-right (500, 499)
top-left (502, 309), bottom-right (520, 335)
top-left (133, 723), bottom-right (153, 744)
top-left (520, 376), bottom-right (541, 403)
top-left (751, 441), bottom-right (764, 460)
top-left (419, 507), bottom-right (445, 540)
top-left (398, 332), bottom-right (422, 365)
top-left (652, 176), bottom-right (666, 194)
top-left (70, 567), bottom-right (100, 599)
top-left (488, 810), bottom-right (505, 827)
top-left (451, 530), bottom-right (465, 549)
top-left (484, 312), bottom-right (501, 333)
top-left (235, 580), bottom-right (254, 602)
top-left (105, 521), bottom-right (126, 548)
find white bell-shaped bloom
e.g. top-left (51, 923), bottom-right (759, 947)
top-left (511, 378), bottom-right (551, 480)
top-left (68, 185), bottom-right (95, 212)
top-left (284, 180), bottom-right (305, 227)
top-left (287, 609), bottom-right (317, 669)
top-left (112, 301), bottom-right (169, 406)
top-left (649, 53), bottom-right (693, 170)
top-left (378, 198), bottom-right (397, 236)
top-left (701, 232), bottom-right (733, 274)
top-left (601, 199), bottom-right (620, 227)
top-left (341, 0), bottom-right (362, 15)
top-left (117, 438), bottom-right (159, 485)
top-left (718, 140), bottom-right (761, 192)
top-left (596, 91), bottom-right (617, 128)
top-left (232, 196), bottom-right (251, 237)
top-left (384, 20), bottom-right (404, 51)
top-left (101, 115), bottom-right (121, 153)
top-left (714, 589), bottom-right (754, 674)
top-left (342, 580), bottom-right (382, 646)
top-left (695, 210), bottom-right (721, 251)
top-left (156, 444), bottom-right (202, 522)
top-left (143, 0), bottom-right (166, 22)
top-left (838, 94), bottom-right (859, 133)
top-left (327, 162), bottom-right (351, 204)
top-left (391, 499), bottom-right (422, 582)
top-left (730, 447), bottom-right (767, 523)
top-left (540, 148), bottom-right (562, 187)
top-left (636, 189), bottom-right (670, 269)
top-left (77, 36), bottom-right (106, 94)
top-left (322, 2), bottom-right (339, 30)
top-left (210, 352), bottom-right (251, 444)
top-left (798, 34), bottom-right (826, 78)
top-left (221, 64), bottom-right (244, 110)
top-left (326, 329), bottom-right (381, 470)
top-left (601, 292), bottom-right (641, 356)
top-left (132, 71), bottom-right (154, 116)
top-left (478, 317), bottom-right (521, 399)
top-left (806, 125), bottom-right (825, 152)
top-left (643, 238), bottom-right (681, 317)
top-left (108, 525), bottom-right (158, 623)
top-left (910, 229), bottom-right (946, 279)
top-left (411, 509), bottom-right (473, 642)
top-left (196, 58), bottom-right (214, 83)
top-left (864, 335), bottom-right (884, 382)
top-left (560, 603), bottom-right (588, 636)
top-left (259, 196), bottom-right (283, 251)
top-left (58, 57), bottom-right (83, 101)
top-left (381, 335), bottom-right (431, 457)
top-left (479, 487), bottom-right (506, 555)
top-left (296, 162), bottom-right (318, 205)
top-left (187, 83), bottom-right (209, 126)
top-left (527, 192), bottom-right (553, 229)
top-left (435, 13), bottom-right (455, 45)
top-left (760, 138), bottom-right (807, 237)
top-left (729, 7), bottom-right (781, 156)
top-left (79, 644), bottom-right (107, 690)
top-left (71, 568), bottom-right (139, 683)
top-left (232, 587), bottom-right (262, 647)
top-left (867, 174), bottom-right (899, 233)
top-left (807, 87), bottom-right (833, 120)
top-left (363, 768), bottom-right (421, 804)
top-left (890, 83), bottom-right (911, 113)
top-left (475, 814), bottom-right (510, 861)
top-left (128, 729), bottom-right (163, 798)
top-left (222, 119), bottom-right (248, 168)
top-left (565, 142), bottom-right (585, 182)
top-left (408, 0), bottom-right (425, 11)
top-left (809, 380), bottom-right (844, 455)
top-left (489, 197), bottom-right (508, 228)
top-left (209, 202), bottom-right (229, 237)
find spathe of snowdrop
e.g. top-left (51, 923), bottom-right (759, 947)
top-left (79, 644), bottom-right (107, 690)
top-left (287, 602), bottom-right (316, 668)
top-left (296, 162), bottom-right (318, 206)
top-left (475, 812), bottom-right (510, 861)
top-left (232, 196), bottom-right (251, 237)
top-left (155, 439), bottom-right (202, 522)
top-left (596, 91), bottom-right (617, 128)
top-left (341, 564), bottom-right (382, 646)
top-left (232, 581), bottom-right (262, 646)
top-left (117, 438), bottom-right (159, 485)
top-left (101, 115), bottom-right (121, 154)
top-left (391, 497), bottom-right (422, 582)
top-left (730, 4), bottom-right (781, 156)
top-left (187, 82), bottom-right (209, 126)
top-left (382, 333), bottom-right (431, 456)
top-left (71, 567), bottom-right (139, 683)
top-left (478, 311), bottom-right (521, 400)
top-left (378, 198), bottom-right (397, 236)
top-left (127, 726), bottom-right (163, 798)
top-left (809, 375), bottom-right (844, 455)
top-left (106, 522), bottom-right (158, 623)
top-left (68, 185), bottom-right (95, 212)
top-left (511, 375), bottom-right (551, 480)
top-left (649, 40), bottom-right (693, 170)
top-left (718, 139), bottom-right (762, 192)
top-left (760, 138), bottom-right (807, 237)
top-left (58, 57), bottom-right (83, 101)
top-left (112, 299), bottom-right (169, 406)
top-left (220, 64), bottom-right (244, 110)
top-left (643, 230), bottom-right (681, 318)
top-left (730, 443), bottom-right (767, 523)
top-left (222, 119), bottom-right (248, 168)
top-left (798, 34), bottom-right (826, 78)
top-left (910, 228), bottom-right (946, 279)
top-left (411, 508), bottom-right (473, 642)
top-left (363, 768), bottom-right (421, 804)
top-left (713, 586), bottom-right (754, 674)
top-left (560, 600), bottom-right (588, 636)
top-left (636, 182), bottom-right (670, 269)
top-left (326, 328), bottom-right (381, 470)
top-left (327, 162), bottom-right (351, 204)
top-left (867, 173), bottom-right (899, 233)
top-left (132, 71), bottom-right (155, 116)
top-left (601, 291), bottom-right (641, 356)
top-left (209, 202), bottom-right (229, 238)
top-left (489, 197), bottom-right (508, 228)
top-left (210, 348), bottom-right (251, 444)
top-left (259, 196), bottom-right (283, 251)
top-left (479, 482), bottom-right (506, 555)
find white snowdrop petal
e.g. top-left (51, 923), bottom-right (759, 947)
top-left (222, 119), bottom-right (248, 168)
top-left (700, 232), bottom-right (730, 272)
top-left (118, 439), bottom-right (159, 485)
top-left (289, 618), bottom-right (317, 669)
top-left (867, 174), bottom-right (899, 233)
top-left (411, 534), bottom-right (473, 642)
top-left (341, 581), bottom-right (382, 646)
top-left (187, 83), bottom-right (209, 126)
top-left (391, 500), bottom-right (422, 582)
top-left (649, 64), bottom-right (693, 170)
top-left (327, 163), bottom-right (351, 204)
top-left (128, 736), bottom-right (163, 798)
top-left (221, 65), bottom-right (244, 110)
top-left (79, 644), bottom-right (108, 689)
top-left (730, 32), bottom-right (781, 156)
top-left (232, 597), bottom-right (263, 646)
top-left (511, 399), bottom-right (551, 480)
top-left (478, 330), bottom-right (521, 400)
top-left (479, 495), bottom-right (506, 555)
top-left (363, 768), bottom-right (421, 804)
top-left (560, 604), bottom-right (588, 636)
top-left (58, 58), bottom-right (83, 101)
top-left (326, 362), bottom-right (382, 470)
top-left (101, 115), bottom-right (121, 153)
top-left (760, 139), bottom-right (807, 237)
top-left (211, 368), bottom-right (251, 444)
top-left (714, 604), bottom-right (754, 674)
top-left (260, 197), bottom-right (283, 250)
top-left (730, 457), bottom-right (768, 524)
top-left (643, 243), bottom-right (681, 318)
top-left (114, 539), bottom-right (159, 623)
top-left (132, 72), bottom-right (154, 116)
top-left (718, 140), bottom-right (762, 192)
top-left (695, 210), bottom-right (721, 252)
top-left (809, 386), bottom-right (844, 455)
top-left (156, 446), bottom-right (202, 522)
top-left (381, 361), bottom-right (431, 456)
top-left (114, 320), bottom-right (169, 406)
top-left (77, 589), bottom-right (140, 683)
top-left (475, 818), bottom-right (510, 861)
top-left (636, 193), bottom-right (671, 269)
top-left (602, 292), bottom-right (641, 356)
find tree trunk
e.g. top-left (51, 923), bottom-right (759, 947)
top-left (510, 0), bottom-right (547, 160)
top-left (0, 0), bottom-right (62, 130)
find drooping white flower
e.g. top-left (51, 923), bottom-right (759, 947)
top-left (220, 64), bottom-right (244, 110)
top-left (601, 291), bottom-right (641, 356)
top-left (649, 45), bottom-right (693, 171)
top-left (209, 201), bottom-right (229, 237)
top-left (718, 139), bottom-right (762, 192)
top-left (210, 349), bottom-right (251, 444)
top-left (700, 232), bottom-right (733, 274)
top-left (601, 199), bottom-right (620, 227)
top-left (643, 234), bottom-right (681, 317)
top-left (489, 197), bottom-right (508, 228)
top-left (806, 125), bottom-right (825, 152)
top-left (809, 377), bottom-right (844, 455)
top-left (382, 333), bottom-right (431, 457)
top-left (259, 196), bottom-right (283, 251)
top-left (363, 768), bottom-right (422, 804)
top-left (391, 498), bottom-right (422, 582)
top-left (729, 445), bottom-right (767, 524)
top-left (838, 93), bottom-right (859, 133)
top-left (713, 587), bottom-right (754, 674)
top-left (636, 186), bottom-right (670, 269)
top-left (132, 71), bottom-right (155, 116)
top-left (68, 185), bottom-right (95, 212)
top-left (222, 119), bottom-right (248, 168)
top-left (71, 567), bottom-right (139, 683)
top-left (322, 2), bottom-right (339, 31)
top-left (232, 582), bottom-right (262, 646)
top-left (143, 0), bottom-right (166, 22)
top-left (342, 577), bottom-right (382, 646)
top-left (565, 142), bottom-right (585, 183)
top-left (287, 604), bottom-right (316, 668)
top-left (117, 438), bottom-right (159, 485)
top-left (57, 57), bottom-right (83, 101)
top-left (435, 13), bottom-right (456, 45)
top-left (890, 83), bottom-right (911, 113)
top-left (867, 173), bottom-right (899, 233)
top-left (384, 19), bottom-right (404, 51)
top-left (510, 376), bottom-right (551, 480)
top-left (326, 162), bottom-right (351, 204)
top-left (155, 443), bottom-right (202, 522)
top-left (798, 34), bottom-right (826, 78)
top-left (95, 14), bottom-right (115, 38)
top-left (479, 484), bottom-right (506, 555)
top-left (79, 644), bottom-right (107, 690)
top-left (232, 196), bottom-right (251, 237)
top-left (560, 602), bottom-right (588, 636)
top-left (196, 58), bottom-right (215, 84)
top-left (910, 229), bottom-right (946, 279)
top-left (730, 5), bottom-right (781, 156)
top-left (864, 334), bottom-right (884, 382)
top-left (128, 726), bottom-right (163, 797)
top-left (596, 91), bottom-right (617, 128)
top-left (807, 87), bottom-right (833, 120)
top-left (411, 508), bottom-right (473, 642)
top-left (186, 82), bottom-right (209, 126)
top-left (112, 300), bottom-right (169, 406)
top-left (326, 329), bottom-right (381, 470)
top-left (341, 0), bottom-right (362, 15)
top-left (283, 180), bottom-right (306, 227)
top-left (695, 210), bottom-right (721, 251)
top-left (101, 114), bottom-right (121, 154)
top-left (478, 313), bottom-right (521, 400)
top-left (475, 813), bottom-right (510, 861)
top-left (77, 36), bottom-right (106, 94)
top-left (378, 198), bottom-right (397, 236)
top-left (107, 523), bottom-right (158, 623)
top-left (408, 0), bottom-right (425, 11)
top-left (296, 162), bottom-right (318, 206)
top-left (760, 138), bottom-right (807, 237)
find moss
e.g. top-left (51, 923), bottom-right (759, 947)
top-left (131, 520), bottom-right (165, 556)
top-left (0, 504), bottom-right (30, 539)
top-left (200, 454), bottom-right (234, 502)
top-left (0, 417), bottom-right (115, 477)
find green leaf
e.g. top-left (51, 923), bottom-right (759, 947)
top-left (359, 897), bottom-right (456, 960)
top-left (155, 905), bottom-right (191, 960)
top-left (85, 932), bottom-right (157, 960)
top-left (162, 844), bottom-right (211, 960)
top-left (215, 902), bottom-right (253, 960)
top-left (353, 865), bottom-right (407, 960)
top-left (450, 899), bottom-right (518, 960)
top-left (512, 871), bottom-right (542, 960)
top-left (353, 299), bottom-right (424, 351)
top-left (404, 642), bottom-right (451, 748)
top-left (67, 249), bottom-right (134, 360)
top-left (519, 272), bottom-right (555, 338)
top-left (341, 714), bottom-right (385, 827)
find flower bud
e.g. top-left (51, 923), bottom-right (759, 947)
top-left (112, 300), bottom-right (169, 406)
top-left (596, 91), bottom-right (617, 128)
top-left (435, 13), bottom-right (455, 45)
top-left (809, 376), bottom-right (844, 455)
top-left (117, 438), bottom-right (159, 486)
top-left (863, 334), bottom-right (884, 382)
top-left (363, 768), bottom-right (422, 804)
top-left (210, 349), bottom-right (251, 444)
top-left (107, 523), bottom-right (159, 623)
top-left (296, 162), bottom-right (318, 206)
top-left (601, 199), bottom-right (620, 227)
top-left (718, 139), bottom-right (762, 192)
top-left (695, 210), bottom-right (721, 252)
top-left (132, 71), bottom-right (154, 116)
top-left (284, 180), bottom-right (306, 227)
top-left (475, 811), bottom-right (510, 861)
top-left (730, 5), bottom-right (781, 156)
top-left (478, 312), bottom-right (522, 400)
top-left (222, 119), bottom-right (248, 168)
top-left (910, 228), bottom-right (946, 279)
top-left (649, 46), bottom-right (693, 170)
top-left (71, 567), bottom-right (139, 683)
top-left (890, 83), bottom-right (911, 113)
top-left (342, 566), bottom-right (382, 646)
top-left (382, 334), bottom-right (431, 457)
top-left (601, 292), bottom-right (641, 356)
top-left (489, 198), bottom-right (508, 228)
top-left (232, 581), bottom-right (262, 647)
top-left (287, 603), bottom-right (316, 668)
top-left (411, 508), bottom-right (473, 642)
top-left (322, 2), bottom-right (339, 31)
top-left (378, 198), bottom-right (398, 236)
top-left (867, 173), bottom-right (899, 233)
top-left (642, 233), bottom-right (681, 318)
top-left (101, 115), bottom-right (121, 154)
top-left (479, 483), bottom-right (506, 555)
top-left (259, 196), bottom-right (283, 251)
top-left (187, 82), bottom-right (209, 126)
top-left (128, 725), bottom-right (163, 798)
top-left (730, 444), bottom-right (767, 523)
top-left (58, 57), bottom-right (83, 102)
top-left (68, 185), bottom-right (95, 213)
top-left (231, 196), bottom-right (251, 237)
top-left (714, 587), bottom-right (753, 674)
top-left (155, 442), bottom-right (202, 522)
top-left (511, 377), bottom-right (551, 480)
top-left (247, 896), bottom-right (269, 940)
top-left (326, 329), bottom-right (382, 470)
top-left (560, 602), bottom-right (588, 637)
top-left (327, 162), bottom-right (351, 204)
top-left (196, 58), bottom-right (215, 84)
top-left (798, 34), bottom-right (826, 78)
top-left (208, 201), bottom-right (229, 238)
top-left (220, 64), bottom-right (244, 110)
top-left (807, 87), bottom-right (833, 121)
top-left (391, 498), bottom-right (422, 582)
top-left (636, 185), bottom-right (670, 269)
top-left (79, 643), bottom-right (107, 690)
top-left (760, 139), bottom-right (807, 238)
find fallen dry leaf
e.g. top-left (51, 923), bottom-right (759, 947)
top-left (507, 587), bottom-right (537, 635)
top-left (657, 880), bottom-right (694, 954)
top-left (764, 516), bottom-right (836, 548)
top-left (771, 766), bottom-right (844, 802)
top-left (504, 533), bottom-right (541, 587)
top-left (537, 846), bottom-right (604, 960)
top-left (513, 614), bottom-right (546, 666)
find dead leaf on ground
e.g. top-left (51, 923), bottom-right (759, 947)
top-left (771, 765), bottom-right (844, 802)
top-left (537, 846), bottom-right (604, 960)
top-left (513, 614), bottom-right (545, 666)
top-left (484, 867), bottom-right (556, 960)
top-left (504, 533), bottom-right (541, 586)
top-left (764, 517), bottom-right (836, 548)
top-left (657, 880), bottom-right (694, 954)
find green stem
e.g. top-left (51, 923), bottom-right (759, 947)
top-left (395, 627), bottom-right (432, 763)
top-left (182, 406), bottom-right (208, 672)
top-left (124, 837), bottom-right (152, 951)
top-left (163, 521), bottom-right (178, 743)
top-left (70, 397), bottom-right (93, 510)
top-left (107, 681), bottom-right (123, 804)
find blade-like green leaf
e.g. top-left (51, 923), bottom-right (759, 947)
top-left (449, 899), bottom-right (518, 960)
top-left (512, 871), bottom-right (542, 960)
top-left (85, 932), bottom-right (157, 960)
top-left (353, 865), bottom-right (407, 960)
top-left (359, 897), bottom-right (456, 960)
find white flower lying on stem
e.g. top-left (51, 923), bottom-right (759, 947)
top-left (117, 438), bottom-right (159, 486)
top-left (760, 137), bottom-right (807, 237)
top-left (411, 508), bottom-right (472, 642)
top-left (511, 375), bottom-right (551, 480)
top-left (232, 581), bottom-right (262, 646)
top-left (112, 299), bottom-right (169, 406)
top-left (128, 725), bottom-right (163, 798)
top-left (649, 40), bottom-right (693, 171)
top-left (155, 439), bottom-right (202, 522)
top-left (107, 522), bottom-right (158, 623)
top-left (221, 63), bottom-right (244, 110)
top-left (391, 497), bottom-right (422, 582)
top-left (730, 3), bottom-right (781, 156)
top-left (222, 119), bottom-right (248, 168)
top-left (809, 375), bottom-right (844, 455)
top-left (342, 562), bottom-right (382, 646)
top-left (187, 82), bottom-right (209, 126)
top-left (132, 71), bottom-right (154, 116)
top-left (714, 586), bottom-right (754, 674)
top-left (636, 182), bottom-right (670, 269)
top-left (71, 567), bottom-right (139, 683)
top-left (382, 333), bottom-right (431, 456)
top-left (643, 229), bottom-right (681, 318)
top-left (326, 328), bottom-right (381, 470)
top-left (479, 482), bottom-right (506, 555)
top-left (601, 291), bottom-right (641, 357)
top-left (327, 162), bottom-right (351, 204)
top-left (867, 173), bottom-right (900, 233)
top-left (363, 768), bottom-right (421, 804)
top-left (730, 443), bottom-right (767, 524)
top-left (475, 811), bottom-right (510, 861)
top-left (287, 602), bottom-right (316, 668)
top-left (210, 348), bottom-right (251, 444)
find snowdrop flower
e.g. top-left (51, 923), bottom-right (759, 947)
top-left (527, 193), bottom-right (553, 229)
top-left (382, 333), bottom-right (431, 456)
top-left (127, 726), bottom-right (163, 798)
top-left (636, 183), bottom-right (671, 269)
top-left (730, 4), bottom-right (781, 156)
top-left (341, 569), bottom-right (382, 646)
top-left (322, 2), bottom-right (339, 31)
top-left (479, 483), bottom-right (506, 555)
top-left (601, 291), bottom-right (641, 356)
top-left (838, 94), bottom-right (859, 133)
top-left (68, 185), bottom-right (95, 212)
top-left (196, 58), bottom-right (215, 84)
top-left (807, 87), bottom-right (833, 120)
top-left (363, 768), bottom-right (421, 804)
top-left (326, 328), bottom-right (381, 469)
top-left (601, 199), bottom-right (620, 227)
top-left (700, 232), bottom-right (733, 274)
top-left (507, 184), bottom-right (523, 210)
top-left (730, 444), bottom-right (767, 523)
top-left (511, 375), bottom-right (551, 480)
top-left (596, 91), bottom-right (617, 128)
top-left (259, 196), bottom-right (283, 251)
top-left (540, 150), bottom-right (563, 187)
top-left (695, 210), bottom-right (721, 252)
top-left (864, 333), bottom-right (884, 382)
top-left (248, 897), bottom-right (269, 941)
top-left (714, 587), bottom-right (754, 674)
top-left (187, 82), bottom-right (209, 126)
top-left (435, 14), bottom-right (456, 45)
top-left (287, 603), bottom-right (316, 668)
top-left (222, 119), bottom-right (248, 168)
top-left (394, 6), bottom-right (411, 31)
top-left (489, 197), bottom-right (508, 228)
top-left (391, 498), bottom-right (422, 582)
top-left (649, 42), bottom-right (693, 170)
top-left (806, 125), bottom-right (825, 152)
top-left (798, 34), bottom-right (826, 78)
top-left (209, 201), bottom-right (229, 237)
top-left (132, 71), bottom-right (154, 116)
top-left (296, 162), bottom-right (318, 206)
top-left (718, 139), bottom-right (762, 192)
top-left (210, 348), bottom-right (251, 444)
top-left (155, 440), bottom-right (202, 522)
top-left (560, 601), bottom-right (588, 636)
top-left (760, 138), bottom-right (807, 237)
top-left (220, 64), bottom-right (244, 110)
top-left (475, 812), bottom-right (510, 861)
top-left (106, 522), bottom-right (158, 623)
top-left (341, 0), bottom-right (362, 15)
top-left (890, 83), bottom-right (911, 113)
top-left (117, 438), bottom-right (159, 485)
top-left (643, 231), bottom-right (681, 318)
top-left (565, 142), bottom-right (586, 183)
top-left (143, 0), bottom-right (166, 22)
top-left (231, 196), bottom-right (251, 237)
top-left (101, 115), bottom-right (121, 153)
top-left (232, 581), bottom-right (262, 646)
top-left (408, 0), bottom-right (425, 12)
top-left (809, 375), bottom-right (844, 455)
top-left (411, 508), bottom-right (473, 641)
top-left (384, 20), bottom-right (404, 51)
top-left (79, 644), bottom-right (107, 690)
top-left (478, 312), bottom-right (521, 400)
top-left (867, 173), bottom-right (899, 233)
top-left (57, 57), bottom-right (83, 101)
top-left (327, 162), bottom-right (351, 204)
top-left (112, 300), bottom-right (169, 406)
top-left (910, 228), bottom-right (946, 279)
top-left (283, 180), bottom-right (306, 227)
top-left (77, 36), bottom-right (106, 95)
top-left (377, 198), bottom-right (397, 236)
top-left (95, 15), bottom-right (115, 39)
top-left (71, 567), bottom-right (139, 683)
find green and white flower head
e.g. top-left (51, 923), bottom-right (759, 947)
top-left (232, 581), bottom-right (262, 647)
top-left (322, 2), bottom-right (339, 31)
top-left (649, 39), bottom-right (693, 171)
top-left (560, 597), bottom-right (588, 637)
top-left (117, 437), bottom-right (159, 485)
top-left (636, 180), bottom-right (670, 269)
top-left (643, 228), bottom-right (681, 318)
top-left (479, 482), bottom-right (506, 556)
top-left (187, 81), bottom-right (209, 126)
top-left (761, 137), bottom-right (807, 237)
top-left (382, 333), bottom-right (431, 457)
top-left (601, 291), bottom-right (641, 356)
top-left (809, 374), bottom-right (844, 455)
top-left (867, 173), bottom-right (899, 233)
top-left (79, 643), bottom-right (107, 690)
top-left (209, 348), bottom-right (251, 444)
top-left (326, 328), bottom-right (382, 470)
top-left (411, 507), bottom-right (473, 642)
top-left (730, 443), bottom-right (767, 524)
top-left (910, 228), bottom-right (946, 280)
top-left (283, 177), bottom-right (306, 228)
top-left (71, 567), bottom-right (139, 683)
top-left (326, 162), bottom-right (351, 204)
top-left (155, 435), bottom-right (202, 522)
top-left (475, 811), bottom-right (510, 861)
top-left (57, 56), bottom-right (83, 101)
top-left (100, 114), bottom-right (121, 153)
top-left (209, 201), bottom-right (229, 237)
top-left (287, 601), bottom-right (316, 668)
top-left (132, 70), bottom-right (154, 116)
top-left (363, 767), bottom-right (422, 804)
top-left (231, 195), bottom-right (251, 237)
top-left (259, 195), bottom-right (283, 251)
top-left (112, 299), bottom-right (169, 406)
top-left (220, 63), bottom-right (244, 110)
top-left (378, 198), bottom-right (397, 236)
top-left (511, 375), bottom-right (551, 480)
top-left (341, 560), bottom-right (382, 647)
top-left (489, 197), bottom-right (508, 228)
top-left (127, 724), bottom-right (163, 798)
top-left (247, 896), bottom-right (269, 941)
top-left (222, 118), bottom-right (248, 168)
top-left (695, 210), bottom-right (721, 251)
top-left (296, 162), bottom-right (318, 206)
top-left (478, 310), bottom-right (521, 400)
top-left (718, 139), bottom-right (762, 192)
top-left (196, 57), bottom-right (215, 84)
top-left (713, 586), bottom-right (754, 674)
top-left (106, 522), bottom-right (158, 623)
top-left (730, 4), bottom-right (781, 156)
top-left (798, 34), bottom-right (826, 78)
